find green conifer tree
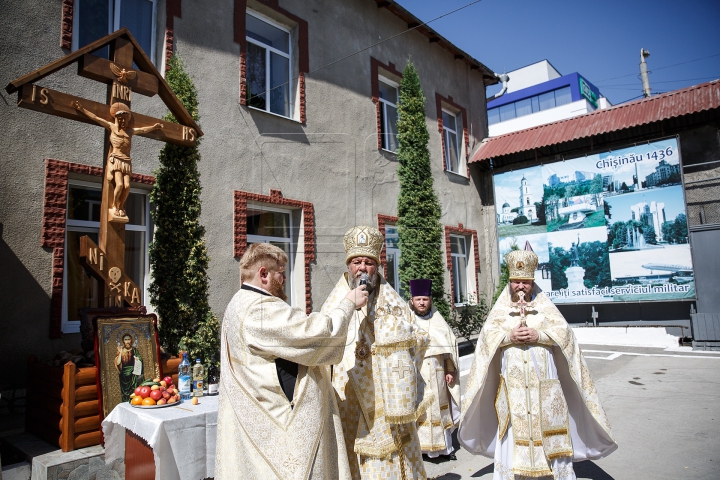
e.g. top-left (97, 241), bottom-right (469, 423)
top-left (396, 61), bottom-right (450, 319)
top-left (149, 55), bottom-right (219, 366)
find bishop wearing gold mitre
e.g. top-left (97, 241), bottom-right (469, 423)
top-left (458, 247), bottom-right (617, 479)
top-left (322, 226), bottom-right (432, 479)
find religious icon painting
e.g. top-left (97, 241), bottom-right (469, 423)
top-left (94, 315), bottom-right (162, 418)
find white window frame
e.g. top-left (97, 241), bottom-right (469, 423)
top-left (442, 108), bottom-right (462, 174)
top-left (62, 179), bottom-right (151, 333)
top-left (384, 225), bottom-right (401, 296)
top-left (378, 75), bottom-right (399, 153)
top-left (246, 11), bottom-right (294, 119)
top-left (246, 203), bottom-right (296, 306)
top-left (450, 234), bottom-right (469, 306)
top-left (72, 0), bottom-right (158, 63)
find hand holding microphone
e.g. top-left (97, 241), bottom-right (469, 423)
top-left (346, 273), bottom-right (370, 309)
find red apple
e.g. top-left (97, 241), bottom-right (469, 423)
top-left (150, 389), bottom-right (163, 402)
top-left (134, 386), bottom-right (143, 397)
top-left (139, 386), bottom-right (151, 399)
top-left (162, 376), bottom-right (174, 387)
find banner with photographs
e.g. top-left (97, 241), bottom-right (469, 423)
top-left (493, 137), bottom-right (694, 303)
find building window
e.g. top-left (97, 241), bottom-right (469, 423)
top-left (73, 0), bottom-right (157, 61)
top-left (442, 109), bottom-right (462, 173)
top-left (246, 12), bottom-right (292, 118)
top-left (246, 205), bottom-right (294, 303)
top-left (384, 225), bottom-right (402, 296)
top-left (488, 86), bottom-right (573, 125)
top-left (449, 235), bottom-right (468, 304)
top-left (63, 180), bottom-right (151, 333)
top-left (379, 78), bottom-right (399, 152)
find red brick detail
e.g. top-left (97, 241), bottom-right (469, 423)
top-left (444, 223), bottom-right (481, 306)
top-left (61, 0), bottom-right (74, 50)
top-left (165, 0), bottom-right (182, 71)
top-left (299, 72), bottom-right (306, 124)
top-left (235, 1), bottom-right (308, 118)
top-left (239, 51), bottom-right (247, 105)
top-left (42, 158), bottom-right (155, 338)
top-left (371, 58), bottom-right (402, 151)
top-left (435, 93), bottom-right (470, 174)
top-left (233, 189), bottom-right (315, 314)
top-left (376, 214), bottom-right (398, 277)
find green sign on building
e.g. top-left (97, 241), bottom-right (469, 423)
top-left (579, 77), bottom-right (598, 107)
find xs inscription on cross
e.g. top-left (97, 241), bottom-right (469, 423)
top-left (6, 29), bottom-right (202, 308)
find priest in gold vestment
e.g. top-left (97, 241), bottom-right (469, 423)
top-left (408, 279), bottom-right (460, 460)
top-left (323, 226), bottom-right (431, 479)
top-left (215, 243), bottom-right (369, 480)
top-left (458, 249), bottom-right (617, 479)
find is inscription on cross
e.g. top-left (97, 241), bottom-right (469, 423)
top-left (6, 29), bottom-right (202, 308)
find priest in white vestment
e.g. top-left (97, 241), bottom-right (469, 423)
top-left (409, 279), bottom-right (461, 461)
top-left (323, 225), bottom-right (431, 480)
top-left (458, 248), bottom-right (617, 480)
top-left (215, 243), bottom-right (369, 480)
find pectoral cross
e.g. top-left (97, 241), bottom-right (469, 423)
top-left (510, 291), bottom-right (535, 327)
top-left (7, 29), bottom-right (202, 308)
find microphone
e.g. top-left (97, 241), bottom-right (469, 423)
top-left (359, 273), bottom-right (368, 286)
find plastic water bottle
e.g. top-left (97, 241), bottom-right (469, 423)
top-left (193, 359), bottom-right (204, 397)
top-left (178, 353), bottom-right (192, 400)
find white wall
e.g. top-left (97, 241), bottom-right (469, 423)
top-left (505, 60), bottom-right (562, 93)
top-left (489, 99), bottom-right (595, 137)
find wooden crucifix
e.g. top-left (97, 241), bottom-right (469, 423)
top-left (6, 29), bottom-right (202, 309)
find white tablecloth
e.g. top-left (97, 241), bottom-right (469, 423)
top-left (102, 396), bottom-right (218, 480)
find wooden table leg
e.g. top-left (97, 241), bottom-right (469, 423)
top-left (125, 429), bottom-right (155, 480)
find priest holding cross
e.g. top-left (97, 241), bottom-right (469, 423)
top-left (72, 100), bottom-right (163, 222)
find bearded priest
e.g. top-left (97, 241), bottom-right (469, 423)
top-left (409, 279), bottom-right (461, 461)
top-left (457, 247), bottom-right (617, 480)
top-left (215, 243), bottom-right (369, 480)
top-left (322, 225), bottom-right (431, 479)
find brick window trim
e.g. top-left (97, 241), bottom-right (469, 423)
top-left (435, 93), bottom-right (470, 177)
top-left (234, 0), bottom-right (309, 124)
top-left (42, 158), bottom-right (155, 338)
top-left (233, 189), bottom-right (315, 314)
top-left (444, 224), bottom-right (481, 307)
top-left (376, 214), bottom-right (398, 277)
top-left (371, 57), bottom-right (403, 150)
top-left (165, 0), bottom-right (183, 71)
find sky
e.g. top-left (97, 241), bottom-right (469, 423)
top-left (395, 0), bottom-right (720, 105)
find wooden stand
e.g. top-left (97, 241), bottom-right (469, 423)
top-left (26, 356), bottom-right (181, 452)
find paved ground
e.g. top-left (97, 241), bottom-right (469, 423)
top-left (423, 344), bottom-right (720, 479)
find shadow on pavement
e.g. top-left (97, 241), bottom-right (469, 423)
top-left (449, 461), bottom-right (615, 479)
top-left (574, 460), bottom-right (616, 479)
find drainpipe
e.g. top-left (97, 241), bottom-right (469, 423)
top-left (640, 49), bottom-right (651, 97)
top-left (487, 73), bottom-right (510, 101)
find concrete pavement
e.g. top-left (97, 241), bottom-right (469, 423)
top-left (424, 344), bottom-right (720, 479)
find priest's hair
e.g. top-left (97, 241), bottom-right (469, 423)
top-left (240, 243), bottom-right (288, 282)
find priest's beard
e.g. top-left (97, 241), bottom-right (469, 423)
top-left (510, 284), bottom-right (533, 303)
top-left (269, 276), bottom-right (288, 301)
top-left (348, 269), bottom-right (378, 295)
top-left (410, 301), bottom-right (432, 317)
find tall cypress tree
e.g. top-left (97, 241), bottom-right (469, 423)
top-left (396, 61), bottom-right (450, 319)
top-left (149, 55), bottom-right (219, 365)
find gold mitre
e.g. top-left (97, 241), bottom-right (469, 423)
top-left (506, 249), bottom-right (538, 280)
top-left (344, 225), bottom-right (384, 264)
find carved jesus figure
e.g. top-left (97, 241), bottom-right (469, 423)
top-left (72, 100), bottom-right (162, 220)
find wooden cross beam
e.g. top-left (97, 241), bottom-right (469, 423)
top-left (7, 30), bottom-right (202, 310)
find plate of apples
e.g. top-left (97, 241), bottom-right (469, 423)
top-left (129, 376), bottom-right (182, 408)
